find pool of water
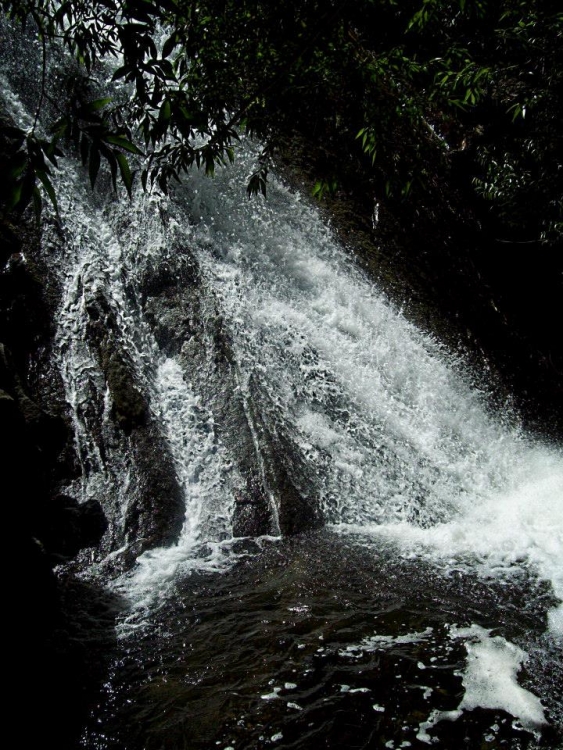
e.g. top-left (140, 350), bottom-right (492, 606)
top-left (83, 531), bottom-right (562, 750)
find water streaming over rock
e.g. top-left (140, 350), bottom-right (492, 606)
top-left (54, 146), bottom-right (563, 749)
top-left (2, 39), bottom-right (562, 748)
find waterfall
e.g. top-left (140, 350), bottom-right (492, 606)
top-left (106, 142), bottom-right (561, 630)
top-left (34, 132), bottom-right (563, 630)
top-left (45, 164), bottom-right (242, 573)
top-left (2, 39), bottom-right (562, 746)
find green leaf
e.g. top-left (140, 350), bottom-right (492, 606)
top-left (36, 170), bottom-right (58, 213)
top-left (247, 171), bottom-right (267, 198)
top-left (159, 99), bottom-right (172, 123)
top-left (162, 33), bottom-right (177, 58)
top-left (311, 177), bottom-right (337, 199)
top-left (5, 180), bottom-right (23, 213)
top-left (8, 152), bottom-right (28, 180)
top-left (112, 65), bottom-right (130, 81)
top-left (311, 180), bottom-right (324, 198)
top-left (105, 135), bottom-right (144, 155)
top-left (116, 152), bottom-right (133, 197)
top-left (87, 97), bottom-right (113, 112)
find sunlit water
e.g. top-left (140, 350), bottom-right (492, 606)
top-left (164, 148), bottom-right (563, 630)
top-left (1, 48), bottom-right (562, 747)
top-left (77, 150), bottom-right (562, 749)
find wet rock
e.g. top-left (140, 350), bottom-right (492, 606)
top-left (1, 351), bottom-right (104, 558)
top-left (140, 256), bottom-right (200, 356)
top-left (83, 287), bottom-right (186, 554)
top-left (85, 296), bottom-right (148, 433)
top-left (142, 253), bottom-right (323, 539)
top-left (141, 255), bottom-right (281, 539)
top-left (144, 298), bottom-right (196, 357)
top-left (247, 375), bottom-right (323, 536)
top-left (1, 385), bottom-right (45, 540)
top-left (0, 342), bottom-right (67, 459)
top-left (2, 113), bottom-right (115, 750)
top-left (232, 474), bottom-right (273, 537)
top-left (139, 256), bottom-right (199, 301)
top-left (0, 222), bottom-right (54, 373)
top-left (1, 350), bottom-right (67, 553)
top-left (123, 421), bottom-right (186, 551)
top-left (104, 351), bottom-right (147, 433)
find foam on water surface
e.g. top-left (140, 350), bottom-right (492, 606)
top-left (338, 448), bottom-right (563, 634)
top-left (451, 625), bottom-right (546, 730)
top-left (416, 624), bottom-right (547, 744)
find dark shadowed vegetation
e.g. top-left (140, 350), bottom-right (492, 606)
top-left (0, 0), bottom-right (561, 249)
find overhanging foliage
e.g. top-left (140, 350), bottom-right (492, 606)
top-left (0, 0), bottom-right (561, 246)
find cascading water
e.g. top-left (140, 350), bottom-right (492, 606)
top-left (46, 163), bottom-right (245, 578)
top-left (2, 35), bottom-right (562, 748)
top-left (122, 143), bottom-right (562, 628)
top-left (57, 146), bottom-right (562, 749)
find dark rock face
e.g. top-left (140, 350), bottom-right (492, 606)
top-left (39, 494), bottom-right (108, 560)
top-left (1, 342), bottom-right (106, 556)
top-left (86, 294), bottom-right (148, 432)
top-left (232, 474), bottom-right (273, 537)
top-left (1, 180), bottom-right (116, 747)
top-left (0, 294), bottom-right (112, 750)
top-left (142, 250), bottom-right (324, 538)
top-left (124, 422), bottom-right (187, 550)
top-left (140, 256), bottom-right (201, 356)
top-left (1, 336), bottom-right (68, 533)
top-left (83, 289), bottom-right (186, 555)
top-left (143, 255), bottom-right (280, 536)
top-left (245, 375), bottom-right (323, 536)
top-left (1, 384), bottom-right (45, 546)
top-left (105, 350), bottom-right (148, 433)
top-left (0, 342), bottom-right (68, 460)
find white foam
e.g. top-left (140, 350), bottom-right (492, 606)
top-left (7, 39), bottom-right (559, 636)
top-left (416, 709), bottom-right (462, 744)
top-left (339, 627), bottom-right (434, 658)
top-left (451, 625), bottom-right (546, 731)
top-left (342, 450), bottom-right (563, 634)
top-left (181, 145), bottom-right (563, 632)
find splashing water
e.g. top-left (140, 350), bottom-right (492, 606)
top-left (172, 145), bottom-right (563, 633)
top-left (3, 27), bottom-right (562, 748)
top-left (28, 129), bottom-right (562, 630)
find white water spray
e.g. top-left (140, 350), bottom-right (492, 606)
top-left (2, 61), bottom-right (561, 629)
top-left (174, 144), bottom-right (563, 632)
